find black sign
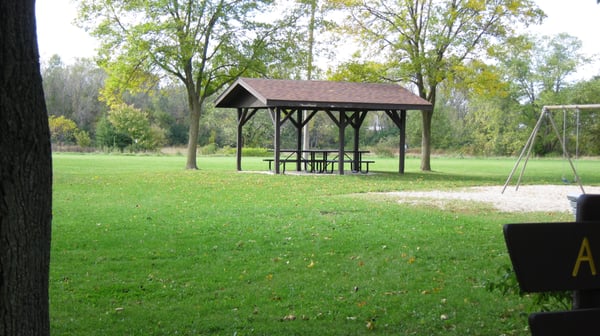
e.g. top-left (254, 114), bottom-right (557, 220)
top-left (504, 221), bottom-right (600, 292)
top-left (529, 308), bottom-right (600, 336)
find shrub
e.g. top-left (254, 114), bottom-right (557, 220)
top-left (372, 136), bottom-right (398, 157)
top-left (74, 130), bottom-right (92, 148)
top-left (48, 115), bottom-right (78, 145)
top-left (486, 265), bottom-right (571, 312)
top-left (241, 147), bottom-right (270, 157)
top-left (200, 143), bottom-right (217, 155)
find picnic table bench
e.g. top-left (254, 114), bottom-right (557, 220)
top-left (265, 149), bottom-right (373, 174)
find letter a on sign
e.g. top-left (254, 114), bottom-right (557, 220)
top-left (572, 237), bottom-right (597, 277)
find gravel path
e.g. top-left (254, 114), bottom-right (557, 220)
top-left (382, 185), bottom-right (600, 213)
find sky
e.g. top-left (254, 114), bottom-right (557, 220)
top-left (35, 0), bottom-right (600, 79)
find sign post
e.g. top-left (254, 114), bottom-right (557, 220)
top-left (503, 195), bottom-right (600, 335)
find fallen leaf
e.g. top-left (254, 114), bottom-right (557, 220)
top-left (282, 314), bottom-right (296, 321)
top-left (366, 319), bottom-right (376, 330)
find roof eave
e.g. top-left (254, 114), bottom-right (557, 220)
top-left (265, 100), bottom-right (433, 111)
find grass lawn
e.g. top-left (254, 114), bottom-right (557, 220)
top-left (50, 154), bottom-right (597, 335)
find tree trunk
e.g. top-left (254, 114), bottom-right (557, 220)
top-left (420, 109), bottom-right (433, 171)
top-left (185, 84), bottom-right (201, 170)
top-left (186, 107), bottom-right (200, 169)
top-left (0, 1), bottom-right (53, 335)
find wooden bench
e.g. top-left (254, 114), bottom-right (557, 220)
top-left (360, 160), bottom-right (375, 173)
top-left (263, 158), bottom-right (308, 173)
top-left (326, 159), bottom-right (374, 173)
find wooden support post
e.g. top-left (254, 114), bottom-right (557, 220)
top-left (352, 112), bottom-right (360, 172)
top-left (296, 109), bottom-right (303, 171)
top-left (399, 110), bottom-right (407, 174)
top-left (272, 108), bottom-right (282, 174)
top-left (338, 111), bottom-right (346, 175)
top-left (384, 109), bottom-right (407, 174)
top-left (236, 108), bottom-right (244, 171)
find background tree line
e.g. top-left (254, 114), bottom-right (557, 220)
top-left (43, 0), bottom-right (600, 161)
top-left (43, 32), bottom-right (600, 157)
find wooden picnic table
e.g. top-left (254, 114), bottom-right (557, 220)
top-left (265, 149), bottom-right (373, 174)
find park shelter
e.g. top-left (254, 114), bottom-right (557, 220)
top-left (215, 77), bottom-right (433, 174)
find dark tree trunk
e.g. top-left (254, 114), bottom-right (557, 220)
top-left (0, 0), bottom-right (53, 335)
top-left (420, 109), bottom-right (433, 171)
top-left (185, 79), bottom-right (200, 170)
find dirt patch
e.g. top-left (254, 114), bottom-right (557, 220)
top-left (379, 185), bottom-right (600, 213)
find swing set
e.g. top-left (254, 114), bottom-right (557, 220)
top-left (502, 104), bottom-right (600, 194)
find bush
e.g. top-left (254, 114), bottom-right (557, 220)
top-left (49, 115), bottom-right (78, 145)
top-left (241, 147), bottom-right (270, 157)
top-left (372, 136), bottom-right (399, 157)
top-left (486, 264), bottom-right (571, 312)
top-left (95, 116), bottom-right (131, 151)
top-left (200, 143), bottom-right (217, 155)
top-left (74, 130), bottom-right (92, 148)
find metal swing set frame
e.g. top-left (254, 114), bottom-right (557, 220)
top-left (502, 104), bottom-right (600, 194)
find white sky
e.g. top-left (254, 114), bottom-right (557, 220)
top-left (36, 0), bottom-right (98, 63)
top-left (35, 0), bottom-right (600, 79)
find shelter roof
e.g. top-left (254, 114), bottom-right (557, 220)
top-left (215, 77), bottom-right (432, 111)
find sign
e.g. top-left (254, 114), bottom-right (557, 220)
top-left (529, 309), bottom-right (600, 336)
top-left (504, 221), bottom-right (600, 293)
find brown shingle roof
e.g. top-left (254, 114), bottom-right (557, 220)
top-left (215, 77), bottom-right (432, 111)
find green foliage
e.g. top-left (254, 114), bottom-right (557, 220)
top-left (94, 115), bottom-right (132, 151)
top-left (48, 115), bottom-right (79, 145)
top-left (108, 104), bottom-right (151, 144)
top-left (42, 56), bottom-right (107, 132)
top-left (372, 136), bottom-right (398, 157)
top-left (107, 104), bottom-right (166, 151)
top-left (327, 59), bottom-right (391, 83)
top-left (335, 0), bottom-right (545, 170)
top-left (241, 147), bottom-right (271, 157)
top-left (40, 1), bottom-right (600, 159)
top-left (487, 265), bottom-right (571, 312)
top-left (76, 0), bottom-right (306, 168)
top-left (559, 79), bottom-right (600, 156)
top-left (74, 129), bottom-right (92, 148)
top-left (200, 143), bottom-right (217, 155)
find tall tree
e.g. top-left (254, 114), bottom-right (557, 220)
top-left (335, 0), bottom-right (544, 170)
top-left (42, 56), bottom-right (107, 132)
top-left (0, 0), bottom-right (53, 334)
top-left (77, 0), bottom-right (284, 169)
top-left (500, 34), bottom-right (589, 105)
top-left (537, 33), bottom-right (589, 95)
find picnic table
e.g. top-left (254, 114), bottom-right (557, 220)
top-left (264, 149), bottom-right (373, 174)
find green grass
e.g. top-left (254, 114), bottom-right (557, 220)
top-left (50, 154), bottom-right (597, 335)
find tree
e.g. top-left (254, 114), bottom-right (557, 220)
top-left (327, 58), bottom-right (393, 83)
top-left (537, 33), bottom-right (589, 95)
top-left (0, 0), bottom-right (53, 334)
top-left (95, 115), bottom-right (132, 151)
top-left (41, 56), bottom-right (107, 132)
top-left (498, 33), bottom-right (590, 155)
top-left (48, 115), bottom-right (79, 145)
top-left (77, 0), bottom-right (289, 169)
top-left (335, 0), bottom-right (544, 170)
top-left (108, 104), bottom-right (166, 151)
top-left (499, 34), bottom-right (589, 106)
